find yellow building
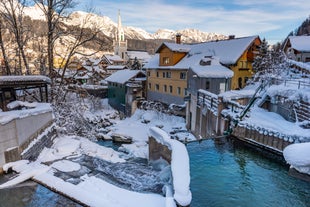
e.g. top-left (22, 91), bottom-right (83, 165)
top-left (145, 36), bottom-right (261, 105)
top-left (145, 42), bottom-right (191, 105)
top-left (228, 37), bottom-right (261, 89)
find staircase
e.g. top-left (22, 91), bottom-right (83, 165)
top-left (238, 79), bottom-right (270, 121)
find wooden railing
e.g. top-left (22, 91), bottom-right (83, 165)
top-left (197, 89), bottom-right (219, 115)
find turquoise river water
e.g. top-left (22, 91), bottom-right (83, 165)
top-left (0, 138), bottom-right (309, 207)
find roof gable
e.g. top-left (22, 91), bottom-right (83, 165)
top-left (156, 42), bottom-right (191, 53)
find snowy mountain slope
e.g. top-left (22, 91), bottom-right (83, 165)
top-left (23, 4), bottom-right (226, 43)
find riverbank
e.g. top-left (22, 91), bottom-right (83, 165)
top-left (1, 137), bottom-right (309, 207)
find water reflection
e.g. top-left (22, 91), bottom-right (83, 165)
top-left (187, 138), bottom-right (310, 207)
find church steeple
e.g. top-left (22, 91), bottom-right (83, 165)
top-left (114, 10), bottom-right (127, 58)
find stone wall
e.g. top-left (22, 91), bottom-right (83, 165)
top-left (148, 136), bottom-right (172, 164)
top-left (21, 125), bottom-right (56, 161)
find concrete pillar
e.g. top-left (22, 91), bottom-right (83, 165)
top-left (4, 146), bottom-right (20, 163)
top-left (216, 96), bottom-right (224, 135)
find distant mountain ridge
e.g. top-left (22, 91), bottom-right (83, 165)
top-left (23, 5), bottom-right (227, 47)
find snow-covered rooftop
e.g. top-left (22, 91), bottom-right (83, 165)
top-left (288, 36), bottom-right (310, 52)
top-left (126, 51), bottom-right (152, 61)
top-left (190, 35), bottom-right (259, 65)
top-left (106, 65), bottom-right (127, 70)
top-left (105, 69), bottom-right (145, 84)
top-left (103, 54), bottom-right (124, 64)
top-left (156, 42), bottom-right (191, 53)
top-left (145, 36), bottom-right (259, 71)
top-left (0, 75), bottom-right (51, 86)
top-left (189, 56), bottom-right (233, 78)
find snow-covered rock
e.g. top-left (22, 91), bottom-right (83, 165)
top-left (283, 143), bottom-right (310, 175)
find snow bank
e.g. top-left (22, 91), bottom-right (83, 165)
top-left (0, 160), bottom-right (49, 189)
top-left (283, 143), bottom-right (310, 175)
top-left (0, 103), bottom-right (52, 125)
top-left (239, 107), bottom-right (310, 143)
top-left (266, 84), bottom-right (310, 102)
top-left (51, 160), bottom-right (81, 172)
top-left (149, 127), bottom-right (192, 206)
top-left (7, 101), bottom-right (37, 110)
top-left (37, 136), bottom-right (125, 163)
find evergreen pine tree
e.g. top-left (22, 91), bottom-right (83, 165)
top-left (253, 38), bottom-right (269, 73)
top-left (131, 57), bottom-right (141, 70)
top-left (252, 38), bottom-right (289, 82)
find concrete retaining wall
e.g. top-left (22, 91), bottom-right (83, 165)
top-left (0, 111), bottom-right (54, 170)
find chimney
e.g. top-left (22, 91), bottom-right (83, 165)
top-left (176, 33), bottom-right (181, 44)
top-left (228, 35), bottom-right (235, 39)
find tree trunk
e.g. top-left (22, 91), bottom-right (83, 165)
top-left (47, 0), bottom-right (54, 77)
top-left (0, 21), bottom-right (11, 75)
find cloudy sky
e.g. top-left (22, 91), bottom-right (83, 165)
top-left (77, 0), bottom-right (310, 44)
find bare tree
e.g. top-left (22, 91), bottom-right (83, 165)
top-left (33, 0), bottom-right (75, 76)
top-left (0, 18), bottom-right (11, 75)
top-left (0, 0), bottom-right (30, 75)
top-left (59, 17), bottom-right (105, 83)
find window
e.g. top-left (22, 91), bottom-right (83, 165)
top-left (166, 72), bottom-right (171, 78)
top-left (180, 72), bottom-right (186, 79)
top-left (177, 87), bottom-right (181, 95)
top-left (148, 83), bottom-right (151, 90)
top-left (163, 57), bottom-right (170, 64)
top-left (219, 83), bottom-right (226, 93)
top-left (163, 72), bottom-right (166, 78)
top-left (169, 85), bottom-right (173, 93)
top-left (199, 59), bottom-right (211, 66)
top-left (238, 77), bottom-right (242, 89)
top-left (206, 81), bottom-right (210, 90)
top-left (164, 85), bottom-right (167, 92)
top-left (155, 84), bottom-right (159, 91)
top-left (156, 71), bottom-right (159, 77)
top-left (184, 88), bottom-right (188, 96)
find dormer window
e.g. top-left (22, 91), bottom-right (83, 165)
top-left (200, 59), bottom-right (211, 66)
top-left (163, 57), bottom-right (170, 64)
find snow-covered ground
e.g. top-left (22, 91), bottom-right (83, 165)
top-left (107, 109), bottom-right (196, 158)
top-left (0, 100), bottom-right (193, 207)
top-left (238, 106), bottom-right (310, 143)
